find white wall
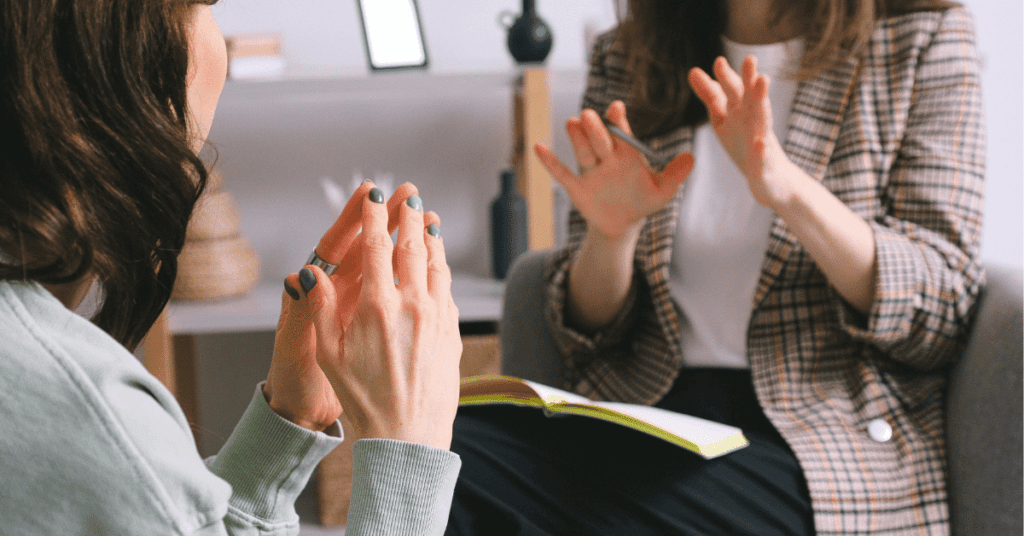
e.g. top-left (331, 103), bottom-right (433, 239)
top-left (209, 0), bottom-right (1022, 273)
top-left (211, 0), bottom-right (618, 77)
top-left (959, 0), bottom-right (1023, 269)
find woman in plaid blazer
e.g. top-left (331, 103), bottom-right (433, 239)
top-left (512, 0), bottom-right (983, 534)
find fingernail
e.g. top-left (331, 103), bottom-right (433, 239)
top-left (284, 280), bottom-right (300, 301)
top-left (427, 223), bottom-right (440, 238)
top-left (368, 188), bottom-right (384, 204)
top-left (299, 268), bottom-right (317, 294)
top-left (406, 194), bottom-right (422, 212)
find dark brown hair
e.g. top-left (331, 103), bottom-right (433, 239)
top-left (0, 0), bottom-right (217, 350)
top-left (618, 0), bottom-right (958, 138)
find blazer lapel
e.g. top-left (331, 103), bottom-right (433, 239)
top-left (753, 54), bottom-right (862, 308)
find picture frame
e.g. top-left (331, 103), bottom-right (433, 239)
top-left (355, 0), bottom-right (429, 71)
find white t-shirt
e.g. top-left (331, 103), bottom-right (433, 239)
top-left (668, 36), bottom-right (805, 369)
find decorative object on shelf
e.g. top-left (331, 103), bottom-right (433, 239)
top-left (490, 169), bottom-right (529, 280)
top-left (499, 0), bottom-right (553, 64)
top-left (172, 170), bottom-right (261, 301)
top-left (356, 0), bottom-right (429, 71)
top-left (225, 33), bottom-right (285, 80)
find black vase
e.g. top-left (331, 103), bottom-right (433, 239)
top-left (502, 0), bottom-right (553, 64)
top-left (491, 170), bottom-right (529, 280)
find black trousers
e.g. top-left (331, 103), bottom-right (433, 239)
top-left (445, 369), bottom-right (814, 535)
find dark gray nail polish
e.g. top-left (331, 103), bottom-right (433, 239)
top-left (299, 268), bottom-right (317, 294)
top-left (369, 188), bottom-right (384, 204)
top-left (284, 280), bottom-right (300, 301)
top-left (427, 223), bottom-right (440, 238)
top-left (406, 194), bottom-right (423, 212)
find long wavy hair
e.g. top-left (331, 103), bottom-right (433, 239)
top-left (617, 0), bottom-right (959, 138)
top-left (0, 0), bottom-right (218, 350)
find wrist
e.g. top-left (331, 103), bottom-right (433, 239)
top-left (761, 158), bottom-right (808, 214)
top-left (261, 382), bottom-right (331, 432)
top-left (586, 220), bottom-right (643, 249)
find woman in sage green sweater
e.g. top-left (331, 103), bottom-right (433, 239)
top-left (0, 1), bottom-right (462, 534)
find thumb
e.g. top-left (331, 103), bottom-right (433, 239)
top-left (280, 272), bottom-right (313, 340)
top-left (298, 265), bottom-right (340, 359)
top-left (656, 152), bottom-right (694, 194)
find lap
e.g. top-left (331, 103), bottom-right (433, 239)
top-left (445, 370), bottom-right (814, 536)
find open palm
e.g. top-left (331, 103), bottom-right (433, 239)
top-left (689, 56), bottom-right (794, 208)
top-left (535, 101), bottom-right (694, 239)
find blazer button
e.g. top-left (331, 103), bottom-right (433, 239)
top-left (868, 418), bottom-right (893, 442)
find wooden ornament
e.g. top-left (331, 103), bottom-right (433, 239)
top-left (171, 170), bottom-right (260, 301)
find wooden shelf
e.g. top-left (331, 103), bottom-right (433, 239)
top-left (166, 273), bottom-right (504, 335)
top-left (217, 68), bottom-right (586, 106)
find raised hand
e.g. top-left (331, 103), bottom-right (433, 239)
top-left (688, 55), bottom-right (795, 209)
top-left (535, 100), bottom-right (694, 239)
top-left (307, 186), bottom-right (462, 450)
top-left (263, 181), bottom-right (421, 432)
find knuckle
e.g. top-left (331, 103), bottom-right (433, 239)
top-left (363, 232), bottom-right (394, 254)
top-left (397, 235), bottom-right (427, 258)
top-left (427, 257), bottom-right (450, 280)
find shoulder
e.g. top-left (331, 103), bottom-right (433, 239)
top-left (0, 281), bottom-right (230, 534)
top-left (583, 28), bottom-right (633, 113)
top-left (867, 6), bottom-right (979, 64)
top-left (851, 6), bottom-right (981, 105)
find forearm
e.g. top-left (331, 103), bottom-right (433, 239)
top-left (566, 223), bottom-right (642, 332)
top-left (771, 160), bottom-right (877, 314)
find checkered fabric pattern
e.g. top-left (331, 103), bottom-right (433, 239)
top-left (544, 8), bottom-right (985, 535)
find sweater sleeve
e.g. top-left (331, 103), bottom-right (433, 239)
top-left (202, 384), bottom-right (344, 535)
top-left (344, 439), bottom-right (462, 536)
top-left (834, 7), bottom-right (986, 370)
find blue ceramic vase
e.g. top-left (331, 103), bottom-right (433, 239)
top-left (491, 170), bottom-right (529, 279)
top-left (502, 0), bottom-right (553, 64)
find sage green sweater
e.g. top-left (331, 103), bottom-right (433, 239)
top-left (0, 280), bottom-right (460, 535)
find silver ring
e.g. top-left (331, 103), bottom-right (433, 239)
top-left (306, 251), bottom-right (338, 276)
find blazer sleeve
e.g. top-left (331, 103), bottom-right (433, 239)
top-left (836, 7), bottom-right (986, 371)
top-left (544, 32), bottom-right (645, 373)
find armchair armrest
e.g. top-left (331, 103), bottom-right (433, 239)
top-left (499, 249), bottom-right (564, 387)
top-left (947, 263), bottom-right (1023, 536)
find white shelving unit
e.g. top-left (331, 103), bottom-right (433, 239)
top-left (166, 272), bottom-right (505, 335)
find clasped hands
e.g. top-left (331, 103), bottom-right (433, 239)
top-left (535, 55), bottom-right (798, 238)
top-left (263, 181), bottom-right (462, 451)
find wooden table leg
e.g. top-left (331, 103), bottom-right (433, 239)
top-left (144, 308), bottom-right (201, 448)
top-left (513, 67), bottom-right (555, 251)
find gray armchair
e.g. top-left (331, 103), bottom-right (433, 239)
top-left (500, 249), bottom-right (1022, 536)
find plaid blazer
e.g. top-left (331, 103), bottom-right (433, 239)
top-left (544, 7), bottom-right (985, 535)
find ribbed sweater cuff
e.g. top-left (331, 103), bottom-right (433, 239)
top-left (208, 383), bottom-right (344, 524)
top-left (346, 439), bottom-right (462, 536)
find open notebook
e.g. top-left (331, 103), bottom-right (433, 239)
top-left (459, 375), bottom-right (749, 459)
